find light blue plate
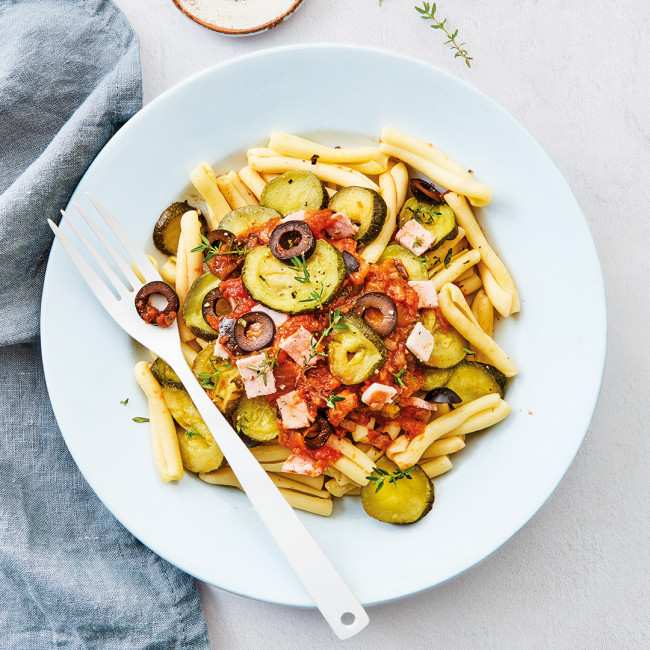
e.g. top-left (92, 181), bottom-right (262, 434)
top-left (41, 44), bottom-right (606, 607)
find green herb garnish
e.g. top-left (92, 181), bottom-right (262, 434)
top-left (120, 398), bottom-right (129, 406)
top-left (132, 417), bottom-right (149, 423)
top-left (463, 348), bottom-right (475, 356)
top-left (289, 254), bottom-right (311, 284)
top-left (191, 234), bottom-right (247, 262)
top-left (185, 426), bottom-right (200, 439)
top-left (303, 308), bottom-right (347, 366)
top-left (392, 366), bottom-right (408, 388)
top-left (246, 349), bottom-right (280, 386)
top-left (366, 466), bottom-right (415, 493)
top-left (325, 393), bottom-right (345, 409)
top-left (443, 248), bottom-right (453, 269)
top-left (415, 2), bottom-right (473, 68)
top-left (198, 358), bottom-right (232, 390)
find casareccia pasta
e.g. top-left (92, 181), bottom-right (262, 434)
top-left (135, 128), bottom-right (518, 525)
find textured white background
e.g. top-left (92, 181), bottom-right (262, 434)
top-left (113, 1), bottom-right (649, 647)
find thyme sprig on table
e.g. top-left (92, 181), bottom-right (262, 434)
top-left (415, 2), bottom-right (473, 68)
top-left (366, 466), bottom-right (415, 493)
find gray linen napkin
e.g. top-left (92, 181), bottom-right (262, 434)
top-left (0, 1), bottom-right (210, 647)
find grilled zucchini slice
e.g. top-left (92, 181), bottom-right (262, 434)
top-left (260, 171), bottom-right (328, 216)
top-left (398, 198), bottom-right (458, 251)
top-left (241, 239), bottom-right (345, 314)
top-left (192, 343), bottom-right (243, 415)
top-left (419, 309), bottom-right (468, 368)
top-left (377, 243), bottom-right (428, 280)
top-left (161, 386), bottom-right (224, 473)
top-left (182, 273), bottom-right (221, 340)
top-left (328, 186), bottom-right (387, 246)
top-left (235, 396), bottom-right (280, 442)
top-left (153, 201), bottom-right (206, 256)
top-left (422, 367), bottom-right (454, 391)
top-left (218, 205), bottom-right (281, 236)
top-left (361, 456), bottom-right (434, 525)
top-left (444, 360), bottom-right (506, 404)
top-left (328, 313), bottom-right (387, 384)
top-left (150, 357), bottom-right (183, 390)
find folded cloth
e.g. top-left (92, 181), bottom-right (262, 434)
top-left (0, 1), bottom-right (210, 647)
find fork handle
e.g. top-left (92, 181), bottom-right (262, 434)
top-left (169, 353), bottom-right (369, 639)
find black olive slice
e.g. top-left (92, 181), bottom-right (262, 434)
top-left (341, 250), bottom-right (360, 276)
top-left (353, 292), bottom-right (398, 337)
top-left (410, 178), bottom-right (444, 204)
top-left (234, 312), bottom-right (276, 352)
top-left (269, 221), bottom-right (316, 262)
top-left (304, 415), bottom-right (333, 450)
top-left (202, 287), bottom-right (231, 331)
top-left (424, 387), bottom-right (462, 405)
top-left (134, 281), bottom-right (179, 328)
top-left (205, 229), bottom-right (235, 251)
top-left (218, 317), bottom-right (239, 354)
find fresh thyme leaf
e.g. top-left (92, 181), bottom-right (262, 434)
top-left (199, 357), bottom-right (230, 389)
top-left (191, 234), bottom-right (248, 262)
top-left (289, 254), bottom-right (311, 284)
top-left (413, 236), bottom-right (423, 248)
top-left (325, 393), bottom-right (345, 409)
top-left (235, 414), bottom-right (249, 436)
top-left (302, 308), bottom-right (347, 366)
top-left (246, 349), bottom-right (280, 386)
top-left (444, 248), bottom-right (453, 268)
top-left (417, 255), bottom-right (430, 270)
top-left (392, 366), bottom-right (407, 388)
top-left (366, 466), bottom-right (415, 493)
top-left (463, 348), bottom-right (475, 356)
top-left (120, 398), bottom-right (129, 406)
top-left (415, 2), bottom-right (473, 68)
top-left (132, 417), bottom-right (149, 423)
top-left (186, 426), bottom-right (200, 439)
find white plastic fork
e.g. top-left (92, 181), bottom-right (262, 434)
top-left (48, 195), bottom-right (369, 640)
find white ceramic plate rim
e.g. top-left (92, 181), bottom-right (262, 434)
top-left (41, 44), bottom-right (607, 608)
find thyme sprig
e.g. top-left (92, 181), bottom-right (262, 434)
top-left (120, 398), bottom-right (129, 406)
top-left (246, 349), bottom-right (280, 386)
top-left (392, 366), bottom-right (407, 388)
top-left (289, 254), bottom-right (311, 284)
top-left (303, 308), bottom-right (347, 367)
top-left (407, 203), bottom-right (441, 225)
top-left (415, 2), bottom-right (473, 68)
top-left (132, 417), bottom-right (149, 423)
top-left (298, 283), bottom-right (326, 308)
top-left (366, 466), bottom-right (415, 493)
top-left (235, 415), bottom-right (249, 436)
top-left (198, 358), bottom-right (232, 390)
top-left (443, 248), bottom-right (453, 269)
top-left (191, 234), bottom-right (248, 262)
top-left (325, 393), bottom-right (345, 409)
top-left (186, 426), bottom-right (200, 439)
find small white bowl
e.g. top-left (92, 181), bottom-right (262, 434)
top-left (171, 0), bottom-right (304, 36)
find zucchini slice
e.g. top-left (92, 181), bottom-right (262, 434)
top-left (153, 201), bottom-right (206, 256)
top-left (327, 313), bottom-right (387, 384)
top-left (218, 205), bottom-right (281, 236)
top-left (444, 360), bottom-right (507, 404)
top-left (398, 198), bottom-right (458, 251)
top-left (419, 309), bottom-right (468, 368)
top-left (161, 386), bottom-right (224, 474)
top-left (377, 243), bottom-right (428, 280)
top-left (241, 239), bottom-right (345, 314)
top-left (328, 186), bottom-right (387, 246)
top-left (260, 171), bottom-right (328, 216)
top-left (192, 343), bottom-right (243, 415)
top-left (361, 456), bottom-right (434, 525)
top-left (235, 396), bottom-right (280, 442)
top-left (150, 357), bottom-right (183, 390)
top-left (422, 367), bottom-right (454, 391)
top-left (182, 273), bottom-right (221, 340)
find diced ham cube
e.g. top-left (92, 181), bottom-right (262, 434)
top-left (282, 453), bottom-right (325, 477)
top-left (406, 322), bottom-right (435, 363)
top-left (236, 353), bottom-right (276, 398)
top-left (361, 383), bottom-right (398, 411)
top-left (251, 304), bottom-right (289, 327)
top-left (325, 212), bottom-right (359, 239)
top-left (402, 396), bottom-right (437, 411)
top-left (212, 340), bottom-right (230, 359)
top-left (283, 211), bottom-right (307, 222)
top-left (276, 390), bottom-right (314, 429)
top-left (280, 326), bottom-right (316, 366)
top-left (395, 219), bottom-right (436, 256)
top-left (409, 280), bottom-right (438, 309)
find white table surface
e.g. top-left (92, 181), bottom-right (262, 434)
top-left (112, 1), bottom-right (649, 647)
